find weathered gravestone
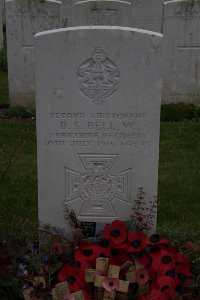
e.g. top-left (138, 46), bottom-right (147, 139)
top-left (72, 0), bottom-right (132, 26)
top-left (61, 0), bottom-right (73, 26)
top-left (162, 0), bottom-right (200, 104)
top-left (35, 26), bottom-right (162, 235)
top-left (0, 0), bottom-right (3, 50)
top-left (131, 0), bottom-right (164, 32)
top-left (6, 0), bottom-right (62, 109)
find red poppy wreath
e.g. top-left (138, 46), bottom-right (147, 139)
top-left (56, 220), bottom-right (194, 300)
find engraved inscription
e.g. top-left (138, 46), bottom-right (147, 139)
top-left (78, 47), bottom-right (120, 104)
top-left (45, 111), bottom-right (150, 148)
top-left (65, 154), bottom-right (131, 217)
top-left (89, 9), bottom-right (117, 25)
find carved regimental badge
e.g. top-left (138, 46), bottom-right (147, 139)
top-left (78, 47), bottom-right (120, 104)
top-left (65, 154), bottom-right (131, 217)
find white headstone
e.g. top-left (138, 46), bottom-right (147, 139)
top-left (2, 0), bottom-right (6, 26)
top-left (72, 0), bottom-right (132, 26)
top-left (162, 0), bottom-right (200, 104)
top-left (35, 26), bottom-right (162, 235)
top-left (0, 0), bottom-right (3, 50)
top-left (61, 0), bottom-right (73, 26)
top-left (6, 0), bottom-right (62, 109)
top-left (131, 0), bottom-right (164, 32)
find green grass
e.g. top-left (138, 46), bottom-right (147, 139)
top-left (158, 121), bottom-right (200, 241)
top-left (0, 120), bottom-right (37, 239)
top-left (0, 71), bottom-right (9, 107)
top-left (0, 119), bottom-right (200, 242)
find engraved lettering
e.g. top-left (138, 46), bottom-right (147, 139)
top-left (122, 121), bottom-right (137, 129)
top-left (60, 122), bottom-right (67, 129)
top-left (47, 111), bottom-right (148, 149)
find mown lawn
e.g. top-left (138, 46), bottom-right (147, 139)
top-left (0, 119), bottom-right (199, 241)
top-left (158, 121), bottom-right (200, 241)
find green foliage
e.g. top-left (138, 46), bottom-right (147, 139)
top-left (0, 47), bottom-right (8, 72)
top-left (0, 213), bottom-right (39, 242)
top-left (161, 103), bottom-right (200, 122)
top-left (0, 279), bottom-right (23, 300)
top-left (7, 106), bottom-right (35, 119)
top-left (0, 72), bottom-right (9, 107)
top-left (190, 249), bottom-right (200, 297)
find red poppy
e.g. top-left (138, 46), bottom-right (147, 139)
top-left (109, 247), bottom-right (133, 266)
top-left (128, 231), bottom-right (149, 252)
top-left (102, 277), bottom-right (120, 292)
top-left (102, 220), bottom-right (128, 245)
top-left (70, 258), bottom-right (91, 271)
top-left (75, 243), bottom-right (101, 262)
top-left (82, 289), bottom-right (93, 300)
top-left (174, 252), bottom-right (192, 269)
top-left (98, 239), bottom-right (111, 257)
top-left (135, 268), bottom-right (149, 285)
top-left (57, 265), bottom-right (85, 292)
top-left (150, 248), bottom-right (174, 273)
top-left (145, 287), bottom-right (169, 300)
top-left (175, 265), bottom-right (192, 284)
top-left (156, 276), bottom-right (179, 298)
top-left (148, 234), bottom-right (169, 247)
top-left (158, 267), bottom-right (176, 278)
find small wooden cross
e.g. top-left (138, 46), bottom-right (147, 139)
top-left (52, 281), bottom-right (84, 300)
top-left (125, 260), bottom-right (149, 296)
top-left (85, 258), bottom-right (129, 300)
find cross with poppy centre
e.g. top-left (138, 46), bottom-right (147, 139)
top-left (52, 281), bottom-right (84, 300)
top-left (65, 154), bottom-right (132, 217)
top-left (85, 257), bottom-right (129, 300)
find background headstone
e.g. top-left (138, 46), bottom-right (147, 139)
top-left (6, 0), bottom-right (62, 109)
top-left (0, 0), bottom-right (3, 50)
top-left (162, 0), bottom-right (200, 104)
top-left (2, 0), bottom-right (6, 26)
top-left (72, 0), bottom-right (132, 26)
top-left (35, 26), bottom-right (162, 234)
top-left (131, 0), bottom-right (164, 32)
top-left (61, 0), bottom-right (73, 26)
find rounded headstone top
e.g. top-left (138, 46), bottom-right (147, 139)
top-left (35, 25), bottom-right (163, 38)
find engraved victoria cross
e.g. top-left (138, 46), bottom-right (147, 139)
top-left (64, 154), bottom-right (131, 217)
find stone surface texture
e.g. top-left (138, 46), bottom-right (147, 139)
top-left (72, 0), bottom-right (132, 26)
top-left (35, 26), bottom-right (162, 234)
top-left (0, 0), bottom-right (3, 50)
top-left (162, 0), bottom-right (200, 104)
top-left (61, 0), bottom-right (73, 26)
top-left (131, 0), bottom-right (164, 32)
top-left (6, 0), bottom-right (62, 108)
